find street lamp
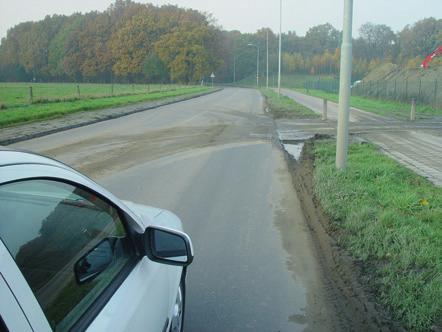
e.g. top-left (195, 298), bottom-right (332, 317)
top-left (266, 30), bottom-right (269, 89)
top-left (248, 43), bottom-right (260, 87)
top-left (277, 0), bottom-right (282, 96)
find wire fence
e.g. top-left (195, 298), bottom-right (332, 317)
top-left (0, 83), bottom-right (186, 108)
top-left (304, 79), bottom-right (441, 107)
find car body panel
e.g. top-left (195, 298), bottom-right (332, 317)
top-left (0, 240), bottom-right (51, 332)
top-left (0, 272), bottom-right (33, 332)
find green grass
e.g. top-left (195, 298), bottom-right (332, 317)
top-left (0, 86), bottom-right (211, 128)
top-left (313, 140), bottom-right (442, 331)
top-left (261, 88), bottom-right (318, 119)
top-left (0, 82), bottom-right (185, 107)
top-left (299, 89), bottom-right (442, 119)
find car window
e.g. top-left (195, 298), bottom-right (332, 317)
top-left (0, 179), bottom-right (134, 331)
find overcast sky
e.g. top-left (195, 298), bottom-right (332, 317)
top-left (1, 0), bottom-right (441, 39)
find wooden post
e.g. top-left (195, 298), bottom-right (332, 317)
top-left (434, 80), bottom-right (438, 107)
top-left (405, 80), bottom-right (408, 101)
top-left (322, 99), bottom-right (328, 121)
top-left (393, 80), bottom-right (397, 100)
top-left (76, 84), bottom-right (80, 98)
top-left (29, 86), bottom-right (33, 103)
top-left (111, 84), bottom-right (114, 96)
top-left (410, 98), bottom-right (416, 121)
top-left (418, 79), bottom-right (422, 101)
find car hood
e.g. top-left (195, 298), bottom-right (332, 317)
top-left (122, 200), bottom-right (183, 232)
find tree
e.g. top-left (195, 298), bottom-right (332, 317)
top-left (398, 18), bottom-right (442, 62)
top-left (304, 23), bottom-right (340, 55)
top-left (358, 23), bottom-right (397, 60)
top-left (155, 23), bottom-right (221, 83)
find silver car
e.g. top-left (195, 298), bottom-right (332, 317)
top-left (0, 148), bottom-right (193, 332)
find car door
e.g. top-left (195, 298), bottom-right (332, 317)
top-left (0, 174), bottom-right (174, 331)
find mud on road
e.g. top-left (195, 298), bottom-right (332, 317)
top-left (284, 138), bottom-right (406, 332)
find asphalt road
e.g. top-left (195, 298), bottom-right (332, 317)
top-left (13, 88), bottom-right (340, 331)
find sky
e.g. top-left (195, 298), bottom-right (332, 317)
top-left (1, 0), bottom-right (441, 39)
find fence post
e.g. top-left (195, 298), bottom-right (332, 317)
top-left (29, 86), bottom-right (33, 103)
top-left (434, 80), bottom-right (438, 107)
top-left (111, 84), bottom-right (114, 96)
top-left (394, 80), bottom-right (397, 100)
top-left (76, 85), bottom-right (80, 98)
top-left (322, 99), bottom-right (328, 121)
top-left (418, 79), bottom-right (422, 101)
top-left (410, 98), bottom-right (416, 121)
top-left (405, 80), bottom-right (408, 101)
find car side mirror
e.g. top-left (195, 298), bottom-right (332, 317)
top-left (145, 226), bottom-right (194, 267)
top-left (74, 238), bottom-right (114, 284)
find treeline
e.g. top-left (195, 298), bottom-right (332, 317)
top-left (0, 0), bottom-right (222, 83)
top-left (274, 19), bottom-right (442, 80)
top-left (0, 0), bottom-right (441, 83)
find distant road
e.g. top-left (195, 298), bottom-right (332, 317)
top-left (13, 88), bottom-right (346, 331)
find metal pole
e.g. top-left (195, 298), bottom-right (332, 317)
top-left (335, 0), bottom-right (353, 170)
top-left (277, 0), bottom-right (282, 96)
top-left (257, 46), bottom-right (260, 88)
top-left (266, 30), bottom-right (269, 89)
top-left (233, 55), bottom-right (236, 84)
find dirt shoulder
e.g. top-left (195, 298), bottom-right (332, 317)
top-left (284, 138), bottom-right (407, 332)
top-left (0, 88), bottom-right (221, 145)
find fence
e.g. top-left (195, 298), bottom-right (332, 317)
top-left (304, 79), bottom-right (441, 107)
top-left (0, 83), bottom-right (183, 108)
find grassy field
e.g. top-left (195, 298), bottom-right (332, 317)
top-left (298, 88), bottom-right (442, 119)
top-left (313, 140), bottom-right (441, 331)
top-left (0, 82), bottom-right (186, 108)
top-left (0, 85), bottom-right (211, 128)
top-left (261, 88), bottom-right (318, 119)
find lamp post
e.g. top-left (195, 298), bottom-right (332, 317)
top-left (335, 0), bottom-right (354, 170)
top-left (266, 30), bottom-right (269, 89)
top-left (248, 43), bottom-right (260, 87)
top-left (277, 0), bottom-right (282, 96)
top-left (233, 54), bottom-right (236, 84)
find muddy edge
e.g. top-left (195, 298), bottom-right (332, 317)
top-left (283, 137), bottom-right (406, 332)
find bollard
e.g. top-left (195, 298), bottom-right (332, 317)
top-left (410, 98), bottom-right (416, 121)
top-left (29, 86), bottom-right (33, 103)
top-left (322, 98), bottom-right (328, 121)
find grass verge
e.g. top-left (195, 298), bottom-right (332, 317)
top-left (261, 88), bottom-right (318, 119)
top-left (0, 87), bottom-right (211, 128)
top-left (299, 89), bottom-right (442, 119)
top-left (313, 140), bottom-right (441, 331)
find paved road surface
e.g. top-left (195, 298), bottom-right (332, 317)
top-left (13, 88), bottom-right (341, 331)
top-left (279, 88), bottom-right (442, 186)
